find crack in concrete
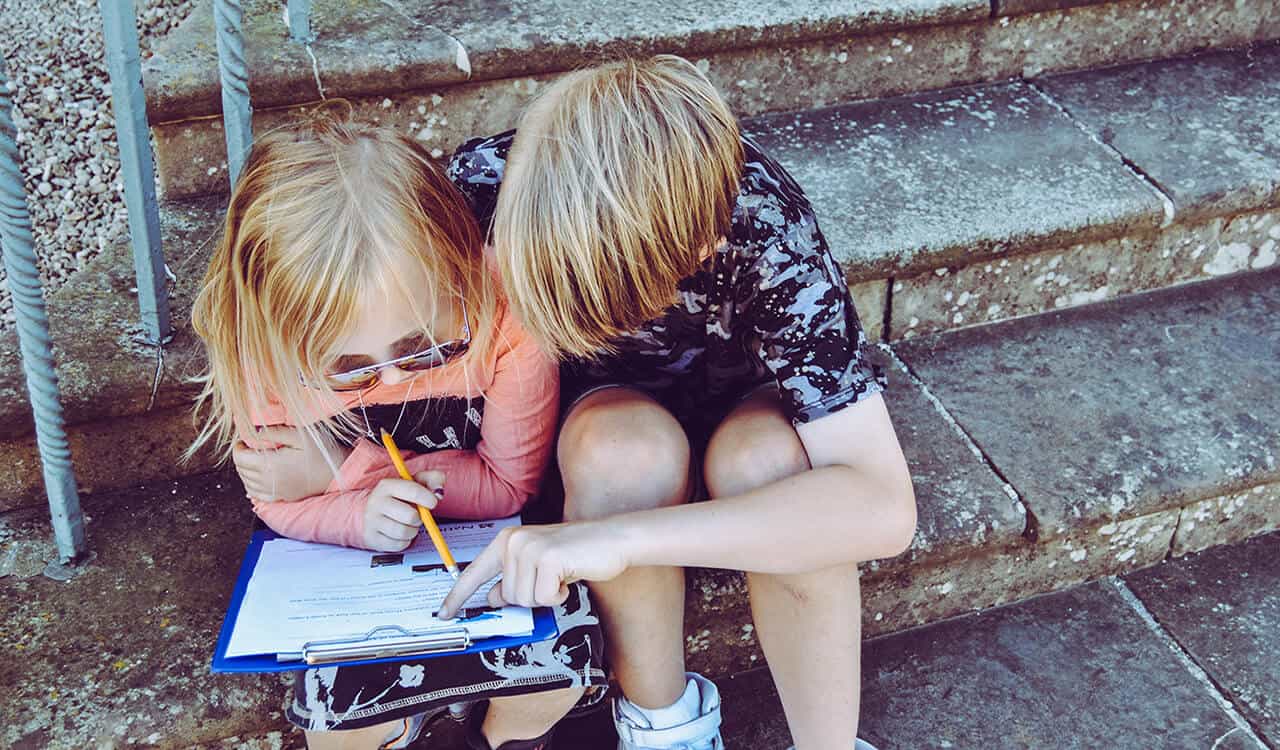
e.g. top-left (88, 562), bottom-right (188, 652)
top-left (1165, 505), bottom-right (1185, 561)
top-left (1109, 577), bottom-right (1273, 749)
top-left (1027, 80), bottom-right (1178, 228)
top-left (880, 343), bottom-right (1039, 541)
top-left (881, 277), bottom-right (895, 343)
top-left (304, 44), bottom-right (327, 100)
top-left (372, 0), bottom-right (472, 78)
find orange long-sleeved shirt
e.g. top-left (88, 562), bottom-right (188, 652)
top-left (247, 302), bottom-right (558, 549)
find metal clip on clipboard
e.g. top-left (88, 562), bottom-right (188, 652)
top-left (285, 625), bottom-right (472, 666)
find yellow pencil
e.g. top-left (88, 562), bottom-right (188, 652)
top-left (379, 428), bottom-right (460, 580)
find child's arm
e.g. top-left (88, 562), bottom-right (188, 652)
top-left (440, 394), bottom-right (915, 615)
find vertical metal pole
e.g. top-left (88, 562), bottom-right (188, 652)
top-left (214, 0), bottom-right (253, 186)
top-left (286, 0), bottom-right (314, 43)
top-left (0, 62), bottom-right (87, 563)
top-left (99, 0), bottom-right (171, 345)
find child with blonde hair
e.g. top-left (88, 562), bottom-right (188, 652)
top-left (440, 56), bottom-right (916, 750)
top-left (189, 117), bottom-right (606, 750)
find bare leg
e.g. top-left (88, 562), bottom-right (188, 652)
top-left (482, 686), bottom-right (587, 747)
top-left (305, 720), bottom-right (403, 750)
top-left (558, 387), bottom-right (693, 709)
top-left (703, 391), bottom-right (863, 750)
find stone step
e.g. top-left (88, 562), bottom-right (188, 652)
top-left (678, 267), bottom-right (1280, 677)
top-left (170, 529), bottom-right (1280, 748)
top-left (3, 41), bottom-right (1278, 511)
top-left (144, 0), bottom-right (1280, 200)
top-left (3, 268), bottom-right (1277, 747)
top-left (747, 40), bottom-right (1280, 341)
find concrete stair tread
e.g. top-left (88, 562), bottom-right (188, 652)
top-left (1039, 41), bottom-right (1280, 223)
top-left (752, 41), bottom-right (1280, 282)
top-left (747, 78), bottom-right (1168, 283)
top-left (683, 269), bottom-right (1280, 676)
top-left (894, 266), bottom-right (1280, 541)
top-left (0, 198), bottom-right (225, 511)
top-left (146, 1), bottom-right (1280, 200)
top-left (0, 197), bottom-right (221, 441)
top-left (143, 0), bottom-right (990, 122)
top-left (0, 474), bottom-right (284, 748)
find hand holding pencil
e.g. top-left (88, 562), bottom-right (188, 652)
top-left (380, 429), bottom-right (461, 579)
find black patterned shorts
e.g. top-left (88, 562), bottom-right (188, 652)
top-left (284, 582), bottom-right (608, 731)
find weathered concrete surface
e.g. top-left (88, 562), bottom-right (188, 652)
top-left (697, 580), bottom-right (1272, 750)
top-left (849, 280), bottom-right (889, 342)
top-left (684, 349), bottom-right (1028, 677)
top-left (0, 470), bottom-right (288, 749)
top-left (895, 268), bottom-right (1280, 541)
top-left (151, 0), bottom-right (1280, 200)
top-left (700, 581), bottom-right (1267, 750)
top-left (0, 404), bottom-right (217, 515)
top-left (142, 0), bottom-right (989, 122)
top-left (868, 351), bottom-right (1029, 569)
top-left (861, 505), bottom-right (1179, 636)
top-left (995, 0), bottom-right (1112, 15)
top-left (0, 198), bottom-right (222, 512)
top-left (745, 80), bottom-right (1163, 283)
top-left (863, 580), bottom-right (1263, 749)
top-left (1040, 41), bottom-right (1280, 223)
top-left (890, 207), bottom-right (1280, 338)
top-left (1172, 483), bottom-right (1280, 557)
top-left (1126, 530), bottom-right (1280, 746)
top-left (0, 198), bottom-right (221, 440)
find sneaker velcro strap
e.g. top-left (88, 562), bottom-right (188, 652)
top-left (616, 707), bottom-right (723, 748)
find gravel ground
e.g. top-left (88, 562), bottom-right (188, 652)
top-left (0, 0), bottom-right (195, 327)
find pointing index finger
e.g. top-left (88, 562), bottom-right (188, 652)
top-left (438, 537), bottom-right (505, 619)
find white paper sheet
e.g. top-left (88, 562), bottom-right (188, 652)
top-left (225, 516), bottom-right (531, 659)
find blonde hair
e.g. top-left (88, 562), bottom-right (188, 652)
top-left (187, 116), bottom-right (496, 461)
top-left (494, 54), bottom-right (744, 359)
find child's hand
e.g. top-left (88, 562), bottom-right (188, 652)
top-left (437, 521), bottom-right (629, 618)
top-left (361, 472), bottom-right (445, 552)
top-left (233, 426), bottom-right (351, 502)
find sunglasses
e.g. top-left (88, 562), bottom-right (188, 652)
top-left (305, 305), bottom-right (472, 392)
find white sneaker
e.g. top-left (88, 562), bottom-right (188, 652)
top-left (614, 673), bottom-right (724, 750)
top-left (786, 741), bottom-right (879, 750)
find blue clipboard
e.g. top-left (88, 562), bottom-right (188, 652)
top-left (211, 529), bottom-right (559, 673)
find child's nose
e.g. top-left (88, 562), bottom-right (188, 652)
top-left (377, 365), bottom-right (411, 386)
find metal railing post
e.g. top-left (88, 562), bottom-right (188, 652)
top-left (214, 0), bottom-right (253, 186)
top-left (99, 0), bottom-right (172, 345)
top-left (286, 0), bottom-right (314, 43)
top-left (0, 62), bottom-right (87, 563)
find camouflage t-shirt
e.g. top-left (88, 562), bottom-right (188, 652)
top-left (448, 130), bottom-right (884, 429)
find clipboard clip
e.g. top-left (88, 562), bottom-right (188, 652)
top-left (288, 624), bottom-right (472, 665)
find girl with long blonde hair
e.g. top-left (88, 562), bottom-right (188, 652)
top-left (190, 117), bottom-right (605, 750)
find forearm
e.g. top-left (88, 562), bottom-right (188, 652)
top-left (613, 465), bottom-right (916, 575)
top-left (252, 492), bottom-right (370, 548)
top-left (320, 437), bottom-right (532, 518)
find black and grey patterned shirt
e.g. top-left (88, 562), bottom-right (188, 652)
top-left (448, 131), bottom-right (883, 429)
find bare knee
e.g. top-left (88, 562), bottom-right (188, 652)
top-left (305, 719), bottom-right (400, 750)
top-left (558, 390), bottom-right (691, 520)
top-left (485, 686), bottom-right (586, 746)
top-left (703, 412), bottom-right (810, 499)
top-left (489, 685), bottom-right (585, 716)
